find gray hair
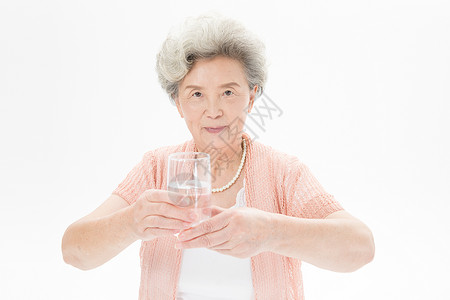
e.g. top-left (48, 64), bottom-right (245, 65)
top-left (156, 13), bottom-right (267, 102)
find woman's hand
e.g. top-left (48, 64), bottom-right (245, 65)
top-left (130, 189), bottom-right (197, 241)
top-left (175, 206), bottom-right (274, 258)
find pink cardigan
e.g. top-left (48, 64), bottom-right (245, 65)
top-left (113, 133), bottom-right (343, 299)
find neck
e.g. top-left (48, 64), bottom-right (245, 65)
top-left (195, 137), bottom-right (244, 180)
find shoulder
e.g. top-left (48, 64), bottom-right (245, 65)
top-left (250, 139), bottom-right (303, 171)
top-left (248, 139), bottom-right (314, 189)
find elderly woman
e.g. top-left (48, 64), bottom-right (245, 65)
top-left (62, 14), bottom-right (375, 300)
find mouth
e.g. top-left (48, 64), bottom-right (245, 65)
top-left (204, 126), bottom-right (227, 134)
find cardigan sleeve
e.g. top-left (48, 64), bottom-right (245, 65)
top-left (285, 157), bottom-right (343, 219)
top-left (111, 151), bottom-right (156, 205)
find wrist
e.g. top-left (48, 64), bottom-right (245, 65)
top-left (265, 213), bottom-right (305, 256)
top-left (121, 204), bottom-right (140, 242)
top-left (264, 212), bottom-right (283, 253)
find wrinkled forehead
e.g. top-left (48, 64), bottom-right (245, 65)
top-left (179, 56), bottom-right (249, 91)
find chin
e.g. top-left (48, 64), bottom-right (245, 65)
top-left (198, 131), bottom-right (233, 149)
top-left (204, 136), bottom-right (229, 149)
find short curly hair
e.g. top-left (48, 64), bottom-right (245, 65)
top-left (156, 13), bottom-right (267, 102)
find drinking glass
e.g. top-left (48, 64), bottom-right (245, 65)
top-left (167, 152), bottom-right (212, 231)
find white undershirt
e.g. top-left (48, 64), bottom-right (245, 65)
top-left (176, 180), bottom-right (254, 300)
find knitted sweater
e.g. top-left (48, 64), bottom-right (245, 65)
top-left (112, 133), bottom-right (343, 299)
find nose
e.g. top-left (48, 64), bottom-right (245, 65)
top-left (205, 97), bottom-right (223, 119)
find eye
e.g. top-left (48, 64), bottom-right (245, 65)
top-left (224, 90), bottom-right (234, 96)
top-left (192, 91), bottom-right (202, 98)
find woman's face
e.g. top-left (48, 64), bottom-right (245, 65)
top-left (175, 55), bottom-right (257, 152)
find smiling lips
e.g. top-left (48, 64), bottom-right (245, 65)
top-left (204, 126), bottom-right (227, 134)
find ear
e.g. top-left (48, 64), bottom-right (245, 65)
top-left (247, 85), bottom-right (258, 113)
top-left (174, 95), bottom-right (184, 118)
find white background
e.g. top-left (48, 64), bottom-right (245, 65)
top-left (1, 0), bottom-right (449, 299)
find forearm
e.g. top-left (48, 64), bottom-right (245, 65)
top-left (268, 213), bottom-right (375, 272)
top-left (62, 205), bottom-right (139, 270)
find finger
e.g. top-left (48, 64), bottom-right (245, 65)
top-left (210, 205), bottom-right (226, 217)
top-left (206, 228), bottom-right (241, 250)
top-left (142, 227), bottom-right (179, 239)
top-left (142, 189), bottom-right (192, 207)
top-left (213, 243), bottom-right (248, 258)
top-left (176, 225), bottom-right (231, 249)
top-left (144, 202), bottom-right (197, 223)
top-left (213, 248), bottom-right (246, 258)
top-left (209, 239), bottom-right (236, 250)
top-left (177, 211), bottom-right (230, 241)
top-left (142, 215), bottom-right (192, 230)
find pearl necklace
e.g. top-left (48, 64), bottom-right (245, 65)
top-left (212, 138), bottom-right (246, 193)
top-left (195, 137), bottom-right (247, 193)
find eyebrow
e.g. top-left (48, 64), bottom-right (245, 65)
top-left (183, 82), bottom-right (241, 91)
top-left (219, 82), bottom-right (241, 88)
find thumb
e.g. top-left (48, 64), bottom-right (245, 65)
top-left (209, 205), bottom-right (226, 217)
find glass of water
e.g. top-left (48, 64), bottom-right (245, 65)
top-left (167, 152), bottom-right (212, 230)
